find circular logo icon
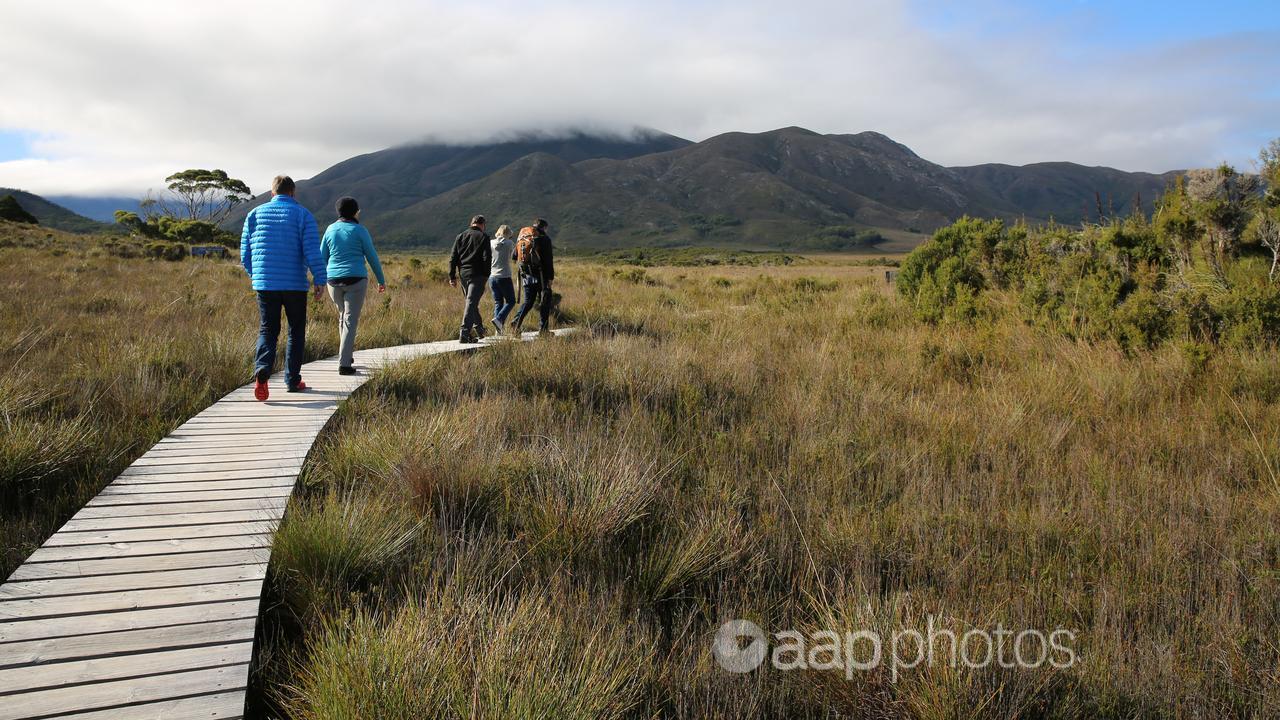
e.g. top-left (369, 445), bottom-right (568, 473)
top-left (713, 619), bottom-right (767, 673)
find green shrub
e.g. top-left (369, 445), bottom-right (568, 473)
top-left (143, 241), bottom-right (188, 261)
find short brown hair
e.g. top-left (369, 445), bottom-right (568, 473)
top-left (471, 215), bottom-right (486, 227)
top-left (533, 217), bottom-right (547, 230)
top-left (272, 175), bottom-right (296, 195)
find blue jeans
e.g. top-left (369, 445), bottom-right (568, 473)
top-left (255, 290), bottom-right (308, 388)
top-left (489, 276), bottom-right (516, 323)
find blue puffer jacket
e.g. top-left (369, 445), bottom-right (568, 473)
top-left (240, 195), bottom-right (326, 291)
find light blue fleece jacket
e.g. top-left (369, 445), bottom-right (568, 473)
top-left (320, 220), bottom-right (386, 285)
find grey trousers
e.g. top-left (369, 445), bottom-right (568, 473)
top-left (461, 281), bottom-right (486, 332)
top-left (327, 278), bottom-right (368, 367)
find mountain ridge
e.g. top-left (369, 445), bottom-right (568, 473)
top-left (207, 126), bottom-right (1180, 249)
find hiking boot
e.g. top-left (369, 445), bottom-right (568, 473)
top-left (493, 319), bottom-right (505, 336)
top-left (287, 379), bottom-right (308, 393)
top-left (459, 329), bottom-right (477, 344)
top-left (474, 324), bottom-right (486, 341)
top-left (253, 371), bottom-right (269, 402)
top-left (338, 366), bottom-right (357, 376)
top-left (538, 325), bottom-right (552, 337)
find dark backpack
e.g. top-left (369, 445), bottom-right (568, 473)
top-left (515, 226), bottom-right (542, 276)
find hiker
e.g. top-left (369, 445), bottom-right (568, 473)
top-left (240, 175), bottom-right (326, 401)
top-left (448, 215), bottom-right (492, 343)
top-left (320, 196), bottom-right (386, 376)
top-left (489, 224), bottom-right (517, 334)
top-left (511, 217), bottom-right (556, 335)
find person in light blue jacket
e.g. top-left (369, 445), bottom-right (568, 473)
top-left (240, 175), bottom-right (326, 400)
top-left (320, 197), bottom-right (386, 375)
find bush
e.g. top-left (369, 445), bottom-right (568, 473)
top-left (898, 217), bottom-right (1010, 322)
top-left (143, 241), bottom-right (188, 261)
top-left (153, 217), bottom-right (238, 247)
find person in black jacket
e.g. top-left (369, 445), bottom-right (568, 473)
top-left (448, 215), bottom-right (492, 343)
top-left (512, 217), bottom-right (556, 335)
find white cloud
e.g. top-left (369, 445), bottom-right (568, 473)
top-left (0, 0), bottom-right (1275, 196)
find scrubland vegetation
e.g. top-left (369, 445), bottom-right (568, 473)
top-left (260, 254), bottom-right (1276, 716)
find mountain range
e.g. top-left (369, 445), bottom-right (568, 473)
top-left (5, 127), bottom-right (1182, 251)
top-left (223, 126), bottom-right (1178, 251)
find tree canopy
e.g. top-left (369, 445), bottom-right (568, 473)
top-left (163, 169), bottom-right (251, 225)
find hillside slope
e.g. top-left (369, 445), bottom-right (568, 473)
top-left (0, 189), bottom-right (112, 233)
top-left (224, 129), bottom-right (692, 231)
top-left (375, 128), bottom-right (1177, 248)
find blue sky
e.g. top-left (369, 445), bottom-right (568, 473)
top-left (0, 0), bottom-right (1276, 195)
top-left (0, 131), bottom-right (32, 163)
top-left (913, 0), bottom-right (1280, 45)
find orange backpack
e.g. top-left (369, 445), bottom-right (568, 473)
top-left (515, 226), bottom-right (542, 275)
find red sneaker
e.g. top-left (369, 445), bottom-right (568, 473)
top-left (254, 377), bottom-right (269, 401)
top-left (287, 379), bottom-right (307, 393)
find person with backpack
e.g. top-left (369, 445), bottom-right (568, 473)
top-left (320, 196), bottom-right (386, 376)
top-left (511, 217), bottom-right (556, 335)
top-left (489, 224), bottom-right (517, 335)
top-left (448, 215), bottom-right (492, 343)
top-left (240, 175), bottom-right (326, 401)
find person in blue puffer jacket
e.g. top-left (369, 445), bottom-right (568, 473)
top-left (240, 175), bottom-right (327, 400)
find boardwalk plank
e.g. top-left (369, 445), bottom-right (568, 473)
top-left (0, 641), bottom-right (253, 693)
top-left (0, 618), bottom-right (257, 668)
top-left (59, 511), bottom-right (282, 534)
top-left (0, 580), bottom-right (263, 620)
top-left (94, 484), bottom-right (294, 502)
top-left (0, 600), bottom-right (261, 644)
top-left (0, 663), bottom-right (249, 720)
top-left (24, 535), bottom-right (273, 563)
top-left (32, 690), bottom-right (246, 720)
top-left (44, 522), bottom-right (278, 547)
top-left (0, 564), bottom-right (267, 600)
top-left (77, 498), bottom-right (290, 516)
top-left (8, 550), bottom-right (271, 581)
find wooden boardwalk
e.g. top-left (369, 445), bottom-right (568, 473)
top-left (0, 330), bottom-right (570, 720)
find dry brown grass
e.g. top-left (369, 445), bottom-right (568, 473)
top-left (267, 261), bottom-right (1277, 718)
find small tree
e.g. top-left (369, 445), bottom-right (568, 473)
top-left (163, 169), bottom-right (251, 224)
top-left (0, 195), bottom-right (38, 224)
top-left (1251, 139), bottom-right (1280, 282)
top-left (1185, 164), bottom-right (1257, 285)
top-left (1154, 176), bottom-right (1200, 284)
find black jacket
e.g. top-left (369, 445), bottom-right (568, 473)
top-left (528, 229), bottom-right (555, 284)
top-left (449, 227), bottom-right (492, 285)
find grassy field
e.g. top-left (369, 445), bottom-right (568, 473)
top-left (2, 220), bottom-right (1277, 717)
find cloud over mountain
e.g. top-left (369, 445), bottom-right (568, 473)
top-left (0, 0), bottom-right (1276, 196)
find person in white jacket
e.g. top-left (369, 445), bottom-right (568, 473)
top-left (489, 224), bottom-right (517, 334)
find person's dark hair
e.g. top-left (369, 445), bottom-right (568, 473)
top-left (533, 217), bottom-right (547, 230)
top-left (272, 175), bottom-right (296, 195)
top-left (471, 215), bottom-right (486, 227)
top-left (336, 196), bottom-right (359, 222)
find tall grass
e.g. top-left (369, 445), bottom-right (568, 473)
top-left (262, 260), bottom-right (1279, 718)
top-left (0, 224), bottom-right (462, 578)
top-left (5, 221), bottom-right (1275, 716)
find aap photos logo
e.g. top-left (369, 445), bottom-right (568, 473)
top-left (712, 619), bottom-right (769, 673)
top-left (712, 617), bottom-right (1079, 681)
